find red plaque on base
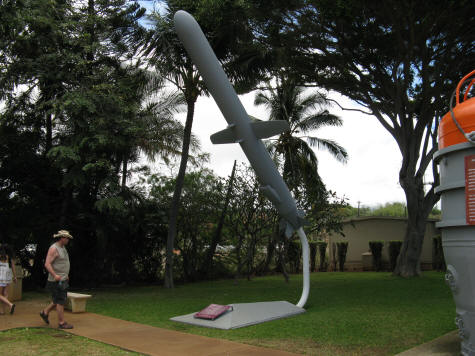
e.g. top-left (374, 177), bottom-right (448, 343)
top-left (194, 304), bottom-right (233, 320)
top-left (466, 155), bottom-right (475, 225)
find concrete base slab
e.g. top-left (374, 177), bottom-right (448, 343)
top-left (170, 301), bottom-right (305, 329)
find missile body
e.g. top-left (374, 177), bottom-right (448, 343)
top-left (173, 10), bottom-right (304, 235)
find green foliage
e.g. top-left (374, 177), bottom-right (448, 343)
top-left (341, 202), bottom-right (405, 218)
top-left (372, 203), bottom-right (407, 217)
top-left (388, 240), bottom-right (403, 272)
top-left (147, 169), bottom-right (227, 282)
top-left (47, 146), bottom-right (81, 165)
top-left (287, 240), bottom-right (301, 273)
top-left (369, 241), bottom-right (384, 271)
top-left (340, 202), bottom-right (443, 220)
top-left (430, 207), bottom-right (442, 219)
top-left (224, 164), bottom-right (278, 280)
top-left (94, 196), bottom-right (126, 214)
top-left (336, 241), bottom-right (348, 272)
top-left (316, 241), bottom-right (327, 271)
top-left (309, 241), bottom-right (317, 272)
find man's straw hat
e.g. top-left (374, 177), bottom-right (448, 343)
top-left (53, 230), bottom-right (73, 239)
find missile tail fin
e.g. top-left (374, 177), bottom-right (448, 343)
top-left (278, 210), bottom-right (307, 239)
top-left (250, 120), bottom-right (289, 140)
top-left (285, 222), bottom-right (294, 238)
top-left (279, 219), bottom-right (296, 238)
top-left (210, 124), bottom-right (237, 144)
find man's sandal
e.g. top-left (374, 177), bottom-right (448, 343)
top-left (58, 322), bottom-right (73, 329)
top-left (39, 311), bottom-right (49, 324)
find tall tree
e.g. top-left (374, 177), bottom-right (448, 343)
top-left (143, 0), bottom-right (205, 288)
top-left (287, 0), bottom-right (474, 276)
top-left (143, 0), bottom-right (256, 288)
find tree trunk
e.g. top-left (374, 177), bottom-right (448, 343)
top-left (246, 234), bottom-right (256, 281)
top-left (234, 233), bottom-right (244, 282)
top-left (394, 177), bottom-right (438, 277)
top-left (278, 239), bottom-right (290, 283)
top-left (164, 99), bottom-right (195, 289)
top-left (121, 155), bottom-right (128, 190)
top-left (256, 228), bottom-right (277, 275)
top-left (310, 243), bottom-right (317, 272)
top-left (45, 112), bottom-right (52, 155)
top-left (59, 186), bottom-right (72, 227)
top-left (202, 160), bottom-right (237, 276)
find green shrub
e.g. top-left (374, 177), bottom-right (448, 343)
top-left (336, 241), bottom-right (349, 271)
top-left (331, 243), bottom-right (337, 271)
top-left (287, 240), bottom-right (301, 273)
top-left (369, 241), bottom-right (384, 271)
top-left (309, 242), bottom-right (317, 272)
top-left (388, 240), bottom-right (403, 272)
top-left (432, 235), bottom-right (446, 271)
top-left (317, 241), bottom-right (328, 271)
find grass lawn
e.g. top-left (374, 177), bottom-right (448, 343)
top-left (23, 271), bottom-right (455, 355)
top-left (82, 271), bottom-right (456, 355)
top-left (0, 327), bottom-right (143, 355)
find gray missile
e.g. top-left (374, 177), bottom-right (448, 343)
top-left (173, 10), bottom-right (305, 236)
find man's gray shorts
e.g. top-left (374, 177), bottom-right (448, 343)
top-left (46, 281), bottom-right (68, 305)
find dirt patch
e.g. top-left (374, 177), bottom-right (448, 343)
top-left (1, 336), bottom-right (16, 341)
top-left (52, 333), bottom-right (72, 338)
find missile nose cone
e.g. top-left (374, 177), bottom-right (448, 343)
top-left (173, 10), bottom-right (195, 31)
top-left (173, 9), bottom-right (188, 21)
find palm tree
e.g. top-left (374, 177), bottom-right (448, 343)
top-left (141, 1), bottom-right (209, 288)
top-left (142, 1), bottom-right (268, 288)
top-left (119, 67), bottom-right (191, 190)
top-left (254, 76), bottom-right (348, 197)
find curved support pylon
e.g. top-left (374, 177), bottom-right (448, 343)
top-left (296, 227), bottom-right (310, 308)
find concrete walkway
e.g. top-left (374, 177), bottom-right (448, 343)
top-left (395, 330), bottom-right (461, 356)
top-left (0, 298), bottom-right (298, 356)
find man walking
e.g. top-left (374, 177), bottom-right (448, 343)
top-left (39, 230), bottom-right (73, 329)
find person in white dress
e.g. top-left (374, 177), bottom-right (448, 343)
top-left (0, 244), bottom-right (17, 315)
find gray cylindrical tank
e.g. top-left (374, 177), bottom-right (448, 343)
top-left (434, 142), bottom-right (475, 356)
